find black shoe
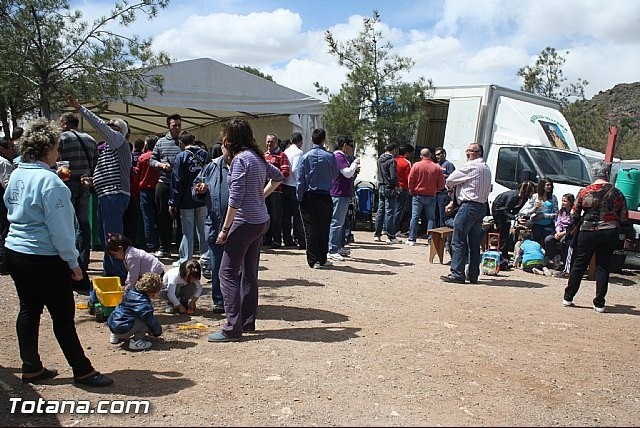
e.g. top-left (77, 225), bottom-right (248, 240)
top-left (212, 304), bottom-right (225, 314)
top-left (87, 303), bottom-right (95, 316)
top-left (22, 368), bottom-right (58, 383)
top-left (441, 274), bottom-right (465, 284)
top-left (269, 243), bottom-right (281, 249)
top-left (468, 279), bottom-right (478, 284)
top-left (74, 372), bottom-right (113, 387)
top-left (243, 324), bottom-right (256, 332)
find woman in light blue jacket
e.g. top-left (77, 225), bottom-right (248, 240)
top-left (4, 118), bottom-right (112, 387)
top-left (518, 178), bottom-right (559, 245)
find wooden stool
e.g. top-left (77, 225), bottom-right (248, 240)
top-left (427, 227), bottom-right (454, 263)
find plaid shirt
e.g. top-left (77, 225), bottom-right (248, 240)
top-left (264, 148), bottom-right (290, 192)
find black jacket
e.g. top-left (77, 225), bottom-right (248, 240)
top-left (491, 190), bottom-right (523, 221)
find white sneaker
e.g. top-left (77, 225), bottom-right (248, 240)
top-left (129, 339), bottom-right (152, 350)
top-left (154, 250), bottom-right (164, 257)
top-left (338, 248), bottom-right (351, 256)
top-left (562, 299), bottom-right (575, 307)
top-left (374, 236), bottom-right (382, 242)
top-left (405, 240), bottom-right (415, 246)
top-left (312, 262), bottom-right (321, 269)
top-left (593, 305), bottom-right (606, 313)
top-left (327, 253), bottom-right (344, 261)
top-left (109, 333), bottom-right (119, 344)
top-left (387, 238), bottom-right (403, 244)
top-left (532, 268), bottom-right (544, 275)
top-left (323, 259), bottom-right (333, 267)
top-left (543, 267), bottom-right (551, 276)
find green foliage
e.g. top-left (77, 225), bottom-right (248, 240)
top-left (235, 66), bottom-right (275, 82)
top-left (518, 47), bottom-right (588, 106)
top-left (0, 0), bottom-right (171, 127)
top-left (564, 83), bottom-right (640, 159)
top-left (315, 10), bottom-right (432, 154)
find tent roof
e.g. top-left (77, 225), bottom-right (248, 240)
top-left (93, 58), bottom-right (326, 134)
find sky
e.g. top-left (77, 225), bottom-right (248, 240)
top-left (73, 0), bottom-right (640, 101)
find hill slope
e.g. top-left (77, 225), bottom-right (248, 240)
top-left (564, 82), bottom-right (640, 159)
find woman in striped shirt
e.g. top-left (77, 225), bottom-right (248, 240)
top-left (208, 119), bottom-right (283, 342)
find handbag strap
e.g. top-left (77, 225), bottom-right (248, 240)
top-left (576, 183), bottom-right (615, 223)
top-left (70, 131), bottom-right (95, 171)
top-left (186, 147), bottom-right (206, 168)
top-left (588, 183), bottom-right (615, 212)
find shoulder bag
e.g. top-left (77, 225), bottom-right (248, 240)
top-left (70, 131), bottom-right (96, 192)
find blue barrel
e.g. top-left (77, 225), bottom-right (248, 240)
top-left (615, 168), bottom-right (640, 211)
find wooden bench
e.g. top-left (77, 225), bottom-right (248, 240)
top-left (427, 227), bottom-right (454, 264)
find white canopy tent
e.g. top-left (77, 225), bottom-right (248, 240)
top-left (81, 58), bottom-right (325, 149)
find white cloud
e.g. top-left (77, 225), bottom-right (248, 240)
top-left (71, 1), bottom-right (640, 101)
top-left (152, 8), bottom-right (305, 65)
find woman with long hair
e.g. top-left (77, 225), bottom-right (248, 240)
top-left (518, 178), bottom-right (558, 245)
top-left (208, 119), bottom-right (283, 342)
top-left (544, 193), bottom-right (575, 269)
top-left (491, 180), bottom-right (537, 270)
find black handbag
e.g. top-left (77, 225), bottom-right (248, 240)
top-left (71, 257), bottom-right (90, 294)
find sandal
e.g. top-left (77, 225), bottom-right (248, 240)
top-left (22, 368), bottom-right (58, 383)
top-left (74, 371), bottom-right (114, 387)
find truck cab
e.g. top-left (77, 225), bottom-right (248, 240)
top-left (414, 84), bottom-right (593, 205)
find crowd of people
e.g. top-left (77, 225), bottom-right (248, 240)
top-left (1, 99), bottom-right (630, 387)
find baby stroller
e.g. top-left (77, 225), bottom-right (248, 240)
top-left (353, 181), bottom-right (376, 231)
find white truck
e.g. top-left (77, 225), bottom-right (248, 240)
top-left (413, 84), bottom-right (593, 205)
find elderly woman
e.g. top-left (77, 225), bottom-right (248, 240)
top-left (207, 119), bottom-right (283, 342)
top-left (563, 162), bottom-right (628, 313)
top-left (4, 118), bottom-right (112, 386)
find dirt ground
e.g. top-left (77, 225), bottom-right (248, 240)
top-left (1, 230), bottom-right (639, 427)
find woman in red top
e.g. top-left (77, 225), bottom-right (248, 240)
top-left (563, 162), bottom-right (628, 313)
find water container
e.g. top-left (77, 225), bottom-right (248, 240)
top-left (614, 168), bottom-right (640, 211)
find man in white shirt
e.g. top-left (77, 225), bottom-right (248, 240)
top-left (441, 143), bottom-right (491, 284)
top-left (282, 132), bottom-right (305, 249)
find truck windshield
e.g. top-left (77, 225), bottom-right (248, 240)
top-left (527, 148), bottom-right (592, 187)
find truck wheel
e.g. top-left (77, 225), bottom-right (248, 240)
top-left (94, 305), bottom-right (105, 322)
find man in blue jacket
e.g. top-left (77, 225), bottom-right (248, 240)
top-left (170, 132), bottom-right (208, 267)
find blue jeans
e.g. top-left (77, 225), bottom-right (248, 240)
top-left (393, 189), bottom-right (409, 233)
top-left (208, 243), bottom-right (224, 306)
top-left (328, 196), bottom-right (350, 254)
top-left (139, 189), bottom-right (159, 252)
top-left (409, 194), bottom-right (436, 242)
top-left (450, 202), bottom-right (486, 281)
top-left (178, 206), bottom-right (208, 264)
top-left (93, 193), bottom-right (129, 304)
top-left (375, 187), bottom-right (398, 239)
top-left (436, 191), bottom-right (448, 227)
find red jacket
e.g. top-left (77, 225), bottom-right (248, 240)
top-left (408, 158), bottom-right (444, 197)
top-left (395, 156), bottom-right (411, 190)
top-left (264, 148), bottom-right (290, 192)
top-left (135, 151), bottom-right (160, 191)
